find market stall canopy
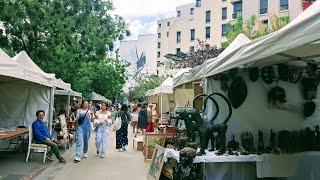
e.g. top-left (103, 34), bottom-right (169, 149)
top-left (148, 77), bottom-right (174, 96)
top-left (145, 89), bottom-right (155, 97)
top-left (173, 64), bottom-right (205, 88)
top-left (12, 51), bottom-right (71, 90)
top-left (55, 89), bottom-right (82, 97)
top-left (205, 1), bottom-right (320, 77)
top-left (0, 49), bottom-right (53, 87)
top-left (204, 33), bottom-right (251, 77)
top-left (173, 33), bottom-right (251, 88)
top-left (91, 92), bottom-right (111, 103)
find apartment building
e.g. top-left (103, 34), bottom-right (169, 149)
top-left (157, 0), bottom-right (303, 76)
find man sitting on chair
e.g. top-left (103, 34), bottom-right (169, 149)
top-left (32, 110), bottom-right (66, 163)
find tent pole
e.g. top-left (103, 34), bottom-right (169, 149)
top-left (49, 87), bottom-right (55, 134)
top-left (67, 91), bottom-right (71, 118)
top-left (160, 92), bottom-right (163, 123)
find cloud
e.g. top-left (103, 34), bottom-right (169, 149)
top-left (112, 0), bottom-right (193, 39)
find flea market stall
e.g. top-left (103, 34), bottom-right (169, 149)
top-left (0, 49), bottom-right (55, 150)
top-left (54, 90), bottom-right (82, 118)
top-left (201, 2), bottom-right (320, 179)
top-left (146, 77), bottom-right (175, 122)
top-left (154, 3), bottom-right (320, 180)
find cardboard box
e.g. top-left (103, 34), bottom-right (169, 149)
top-left (133, 137), bottom-right (144, 151)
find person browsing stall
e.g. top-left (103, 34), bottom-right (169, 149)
top-left (32, 110), bottom-right (66, 163)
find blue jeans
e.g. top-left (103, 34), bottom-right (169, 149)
top-left (76, 126), bottom-right (90, 157)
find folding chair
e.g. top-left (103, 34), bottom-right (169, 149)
top-left (25, 125), bottom-right (48, 164)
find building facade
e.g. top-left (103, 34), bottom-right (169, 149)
top-left (157, 0), bottom-right (303, 76)
top-left (118, 34), bottom-right (158, 92)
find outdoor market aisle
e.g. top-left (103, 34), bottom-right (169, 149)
top-left (35, 129), bottom-right (149, 180)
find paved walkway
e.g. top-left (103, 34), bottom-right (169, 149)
top-left (34, 130), bottom-right (149, 180)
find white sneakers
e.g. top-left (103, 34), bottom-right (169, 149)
top-left (84, 153), bottom-right (88, 158)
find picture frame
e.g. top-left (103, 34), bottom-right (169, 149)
top-left (147, 144), bottom-right (166, 180)
top-left (144, 133), bottom-right (166, 162)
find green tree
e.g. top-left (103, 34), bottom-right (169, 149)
top-left (128, 75), bottom-right (166, 103)
top-left (222, 14), bottom-right (290, 48)
top-left (0, 0), bottom-right (129, 100)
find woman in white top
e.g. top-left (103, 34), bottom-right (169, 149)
top-left (94, 102), bottom-right (112, 158)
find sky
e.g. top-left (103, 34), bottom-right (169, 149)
top-left (112, 0), bottom-right (193, 40)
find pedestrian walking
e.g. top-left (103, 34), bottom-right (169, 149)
top-left (94, 102), bottom-right (112, 158)
top-left (131, 106), bottom-right (138, 135)
top-left (137, 103), bottom-right (148, 136)
top-left (116, 104), bottom-right (131, 151)
top-left (74, 101), bottom-right (94, 163)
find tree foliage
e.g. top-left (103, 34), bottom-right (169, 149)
top-left (0, 0), bottom-right (129, 100)
top-left (128, 75), bottom-right (166, 103)
top-left (222, 14), bottom-right (290, 48)
top-left (165, 40), bottom-right (224, 68)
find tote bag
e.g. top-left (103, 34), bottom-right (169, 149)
top-left (112, 114), bottom-right (122, 131)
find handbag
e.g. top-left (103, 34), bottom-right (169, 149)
top-left (78, 109), bottom-right (89, 125)
top-left (111, 113), bottom-right (122, 131)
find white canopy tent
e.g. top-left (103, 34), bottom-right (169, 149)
top-left (55, 89), bottom-right (82, 117)
top-left (0, 49), bottom-right (53, 129)
top-left (146, 77), bottom-right (174, 121)
top-left (12, 51), bottom-right (71, 90)
top-left (173, 33), bottom-right (252, 89)
top-left (202, 3), bottom-right (320, 178)
top-left (91, 92), bottom-right (111, 104)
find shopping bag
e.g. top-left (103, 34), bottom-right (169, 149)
top-left (146, 122), bottom-right (154, 132)
top-left (112, 116), bottom-right (122, 131)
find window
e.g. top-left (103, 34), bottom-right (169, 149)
top-left (205, 27), bottom-right (210, 38)
top-left (167, 32), bottom-right (169, 37)
top-left (158, 33), bottom-right (161, 38)
top-left (233, 1), bottom-right (242, 19)
top-left (190, 8), bottom-right (194, 15)
top-left (222, 24), bottom-right (230, 36)
top-left (157, 61), bottom-right (161, 67)
top-left (176, 31), bottom-right (181, 43)
top-left (176, 48), bottom-right (181, 54)
top-left (196, 0), bottom-right (201, 7)
top-left (158, 24), bottom-right (161, 28)
top-left (157, 42), bottom-right (161, 48)
top-left (177, 11), bottom-right (181, 17)
top-left (280, 0), bottom-right (289, 11)
top-left (262, 19), bottom-right (268, 25)
top-left (190, 46), bottom-right (195, 52)
top-left (222, 8), bottom-right (227, 20)
top-left (190, 29), bottom-right (195, 41)
top-left (260, 0), bottom-right (268, 14)
top-left (167, 22), bottom-right (170, 26)
top-left (157, 52), bottom-right (160, 58)
top-left (205, 11), bottom-right (211, 23)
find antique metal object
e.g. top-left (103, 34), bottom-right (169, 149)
top-left (172, 147), bottom-right (201, 180)
top-left (241, 131), bottom-right (255, 154)
top-left (257, 130), bottom-right (264, 154)
top-left (227, 134), bottom-right (239, 151)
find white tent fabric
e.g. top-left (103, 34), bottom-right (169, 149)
top-left (0, 49), bottom-right (52, 87)
top-left (0, 77), bottom-right (51, 128)
top-left (12, 51), bottom-right (71, 90)
top-left (55, 89), bottom-right (82, 97)
top-left (173, 65), bottom-right (204, 88)
top-left (205, 33), bottom-right (251, 77)
top-left (205, 1), bottom-right (320, 78)
top-left (150, 77), bottom-right (173, 96)
top-left (91, 92), bottom-right (111, 103)
top-left (173, 33), bottom-right (251, 88)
